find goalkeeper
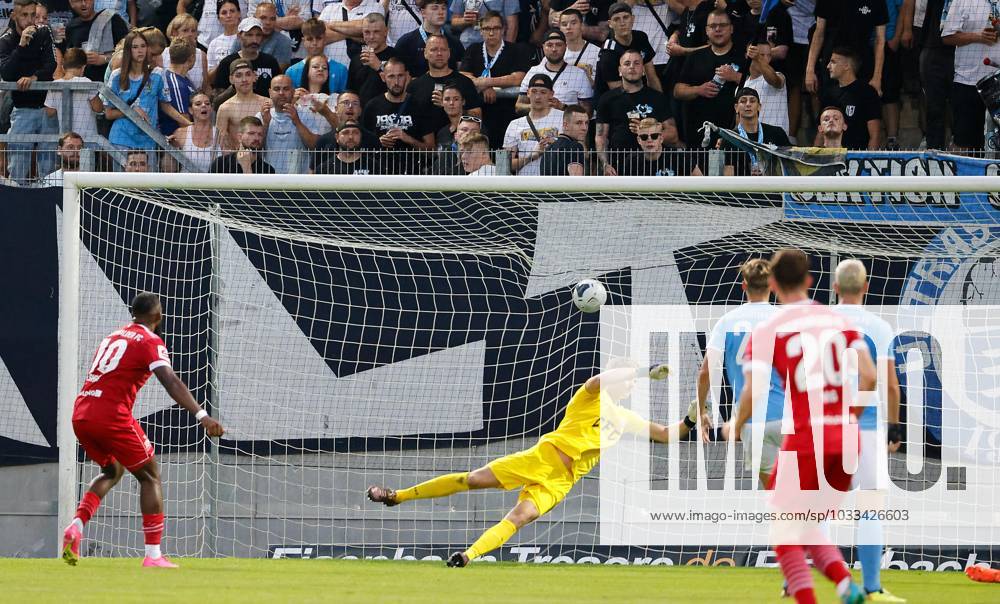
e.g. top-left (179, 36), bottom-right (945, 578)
top-left (366, 362), bottom-right (706, 567)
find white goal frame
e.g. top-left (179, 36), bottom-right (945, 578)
top-left (57, 173), bottom-right (1000, 556)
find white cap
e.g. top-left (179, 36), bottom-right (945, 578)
top-left (238, 17), bottom-right (264, 33)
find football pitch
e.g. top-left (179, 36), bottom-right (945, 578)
top-left (0, 559), bottom-right (994, 603)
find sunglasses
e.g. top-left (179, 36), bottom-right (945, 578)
top-left (460, 115), bottom-right (482, 123)
top-left (637, 132), bottom-right (660, 141)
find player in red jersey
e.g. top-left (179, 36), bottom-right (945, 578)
top-left (62, 292), bottom-right (224, 568)
top-left (731, 249), bottom-right (876, 604)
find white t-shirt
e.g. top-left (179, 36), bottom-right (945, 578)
top-left (745, 72), bottom-right (788, 135)
top-left (787, 0), bottom-right (815, 45)
top-left (563, 41), bottom-right (600, 83)
top-left (198, 0), bottom-right (248, 49)
top-left (207, 34), bottom-right (240, 72)
top-left (503, 109), bottom-right (563, 176)
top-left (45, 77), bottom-right (99, 138)
top-left (386, 0), bottom-right (422, 45)
top-left (941, 0), bottom-right (998, 86)
top-left (469, 164), bottom-right (497, 176)
top-left (162, 47), bottom-right (207, 91)
top-left (631, 2), bottom-right (672, 65)
top-left (319, 0), bottom-right (385, 66)
top-left (520, 63), bottom-right (593, 105)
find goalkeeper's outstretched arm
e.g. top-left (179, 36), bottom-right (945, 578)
top-left (649, 398), bottom-right (703, 444)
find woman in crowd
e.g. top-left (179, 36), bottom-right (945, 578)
top-left (294, 55), bottom-right (340, 136)
top-left (194, 0), bottom-right (246, 56)
top-left (206, 0), bottom-right (242, 78)
top-left (168, 92), bottom-right (219, 172)
top-left (106, 30), bottom-right (191, 159)
top-left (164, 14), bottom-right (209, 91)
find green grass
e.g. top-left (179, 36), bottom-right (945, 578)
top-left (0, 558), bottom-right (993, 603)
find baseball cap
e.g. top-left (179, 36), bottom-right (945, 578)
top-left (608, 2), bottom-right (632, 17)
top-left (543, 29), bottom-right (566, 43)
top-left (735, 87), bottom-right (760, 101)
top-left (238, 17), bottom-right (264, 33)
top-left (527, 73), bottom-right (554, 90)
top-left (337, 120), bottom-right (362, 133)
top-left (229, 58), bottom-right (253, 76)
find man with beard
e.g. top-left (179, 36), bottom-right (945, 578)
top-left (213, 18), bottom-right (281, 97)
top-left (38, 131), bottom-right (84, 187)
top-left (210, 116), bottom-right (276, 173)
top-left (517, 29), bottom-right (592, 114)
top-left (595, 2), bottom-right (660, 95)
top-left (596, 49), bottom-right (676, 175)
top-left (311, 90), bottom-right (381, 170)
top-left (394, 0), bottom-right (465, 77)
top-left (674, 8), bottom-right (744, 146)
top-left (64, 0), bottom-right (128, 82)
top-left (364, 57), bottom-right (435, 173)
top-left (409, 34), bottom-right (483, 133)
top-left (315, 121), bottom-right (377, 174)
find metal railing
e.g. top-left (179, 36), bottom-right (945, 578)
top-left (0, 81), bottom-right (199, 174)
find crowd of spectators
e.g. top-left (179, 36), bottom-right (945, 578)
top-left (1, 0), bottom-right (997, 183)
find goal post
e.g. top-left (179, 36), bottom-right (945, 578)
top-left (58, 173), bottom-right (1000, 565)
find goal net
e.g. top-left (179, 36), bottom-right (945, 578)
top-left (57, 175), bottom-right (1000, 569)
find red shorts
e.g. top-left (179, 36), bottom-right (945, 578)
top-left (73, 417), bottom-right (154, 472)
top-left (768, 450), bottom-right (855, 514)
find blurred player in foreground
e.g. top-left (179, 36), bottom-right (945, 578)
top-left (732, 249), bottom-right (876, 604)
top-left (699, 258), bottom-right (785, 487)
top-left (62, 292), bottom-right (225, 568)
top-left (832, 259), bottom-right (905, 603)
top-left (367, 362), bottom-right (706, 567)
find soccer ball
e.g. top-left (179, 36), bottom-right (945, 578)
top-left (572, 279), bottom-right (607, 313)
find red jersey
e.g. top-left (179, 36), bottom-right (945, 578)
top-left (744, 301), bottom-right (867, 455)
top-left (73, 323), bottom-right (171, 424)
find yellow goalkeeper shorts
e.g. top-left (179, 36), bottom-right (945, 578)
top-left (487, 442), bottom-right (578, 516)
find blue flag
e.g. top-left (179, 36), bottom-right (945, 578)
top-left (759, 0), bottom-right (781, 23)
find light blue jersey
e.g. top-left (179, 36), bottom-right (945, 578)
top-left (707, 302), bottom-right (784, 422)
top-left (833, 304), bottom-right (896, 431)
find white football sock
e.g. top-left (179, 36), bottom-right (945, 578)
top-left (71, 518), bottom-right (84, 532)
top-left (835, 577), bottom-right (852, 596)
top-left (145, 544), bottom-right (162, 559)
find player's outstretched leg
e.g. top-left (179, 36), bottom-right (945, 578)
top-left (368, 466), bottom-right (502, 507)
top-left (63, 461), bottom-right (125, 565)
top-left (131, 459), bottom-right (178, 568)
top-left (448, 499), bottom-right (539, 568)
top-left (806, 543), bottom-right (865, 604)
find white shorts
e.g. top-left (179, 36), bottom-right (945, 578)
top-left (740, 420), bottom-right (783, 476)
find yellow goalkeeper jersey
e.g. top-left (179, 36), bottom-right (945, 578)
top-left (539, 385), bottom-right (650, 479)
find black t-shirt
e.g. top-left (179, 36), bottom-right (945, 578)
top-left (314, 153), bottom-right (379, 175)
top-left (921, 0), bottom-right (952, 50)
top-left (311, 127), bottom-right (381, 171)
top-left (408, 70), bottom-right (484, 135)
top-left (676, 0), bottom-right (713, 48)
top-left (720, 121), bottom-right (791, 175)
top-left (393, 29), bottom-right (465, 78)
top-left (516, 0), bottom-right (542, 44)
top-left (65, 12), bottom-right (129, 82)
top-left (460, 42), bottom-right (530, 147)
top-left (348, 46), bottom-right (397, 110)
top-left (363, 94), bottom-right (432, 151)
top-left (815, 0), bottom-right (888, 57)
top-left (209, 152), bottom-right (276, 174)
top-left (551, 0), bottom-right (611, 27)
top-left (677, 44), bottom-right (744, 145)
top-left (822, 79), bottom-right (881, 149)
top-left (624, 151), bottom-right (691, 177)
top-left (762, 3), bottom-right (794, 73)
top-left (538, 135), bottom-right (585, 176)
top-left (214, 52), bottom-right (281, 96)
top-left (596, 30), bottom-right (656, 94)
top-left (596, 85), bottom-right (672, 150)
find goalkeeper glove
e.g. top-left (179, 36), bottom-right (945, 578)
top-left (683, 399), bottom-right (699, 429)
top-left (648, 363), bottom-right (671, 380)
top-left (887, 422), bottom-right (902, 445)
